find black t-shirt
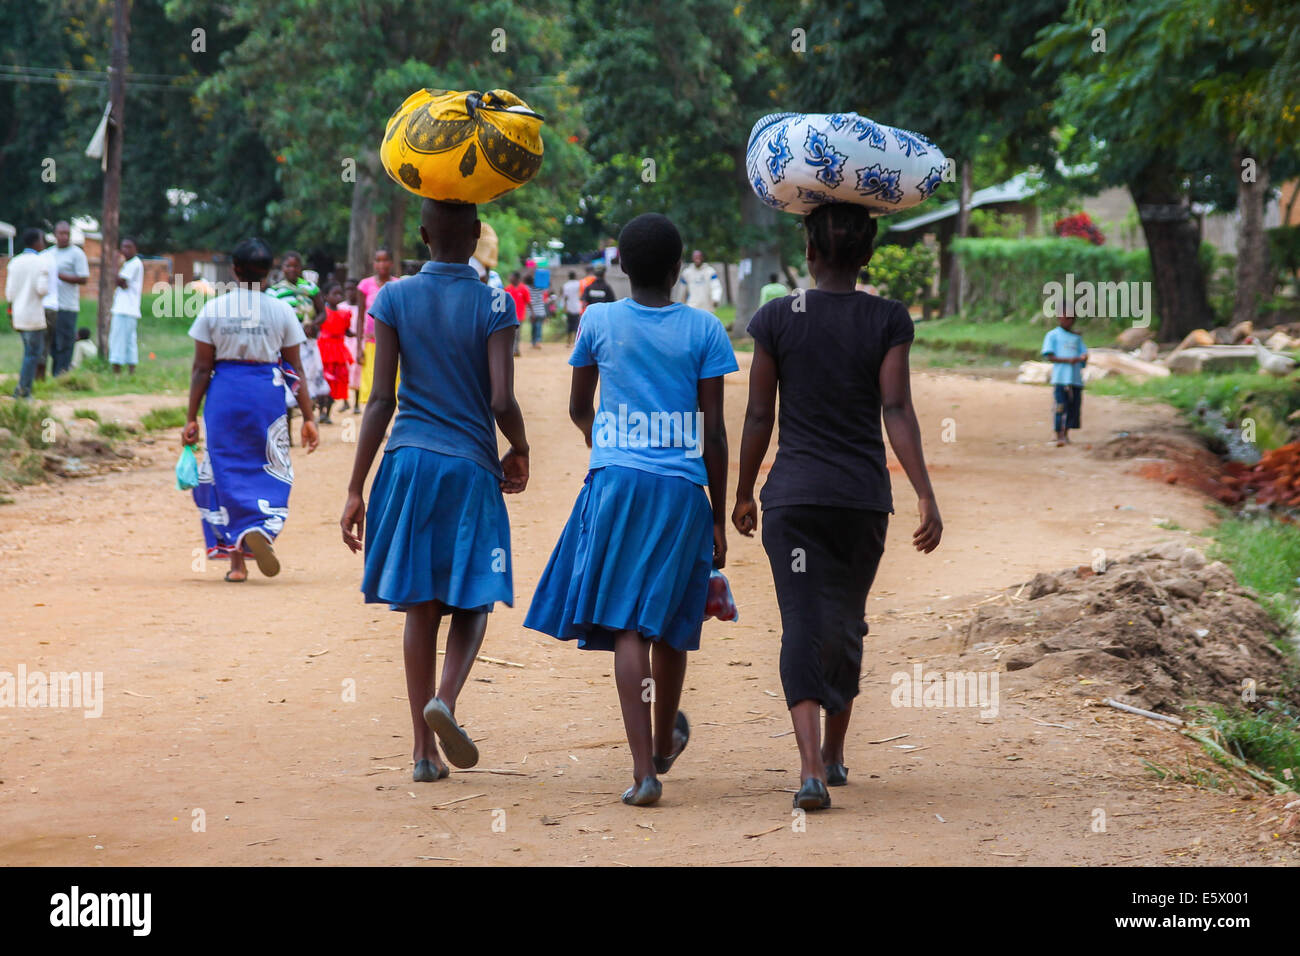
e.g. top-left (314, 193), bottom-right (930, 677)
top-left (582, 279), bottom-right (616, 306)
top-left (747, 290), bottom-right (915, 513)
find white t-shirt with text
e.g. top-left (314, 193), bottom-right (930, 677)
top-left (188, 288), bottom-right (306, 363)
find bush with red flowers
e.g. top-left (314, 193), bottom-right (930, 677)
top-left (1054, 211), bottom-right (1105, 245)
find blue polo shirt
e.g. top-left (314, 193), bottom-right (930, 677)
top-left (570, 299), bottom-right (738, 485)
top-left (368, 261), bottom-right (518, 477)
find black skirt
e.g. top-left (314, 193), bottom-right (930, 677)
top-left (761, 506), bottom-right (889, 715)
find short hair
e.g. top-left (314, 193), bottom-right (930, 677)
top-left (769, 273), bottom-right (778, 284)
top-left (281, 249), bottom-right (302, 265)
top-left (21, 227), bottom-right (43, 248)
top-left (323, 280), bottom-right (342, 294)
top-left (231, 237), bottom-right (274, 281)
top-left (618, 213), bottom-right (683, 287)
top-left (804, 203), bottom-right (878, 270)
top-left (568, 270), bottom-right (576, 279)
top-left (373, 247), bottom-right (392, 261)
top-left (510, 271), bottom-right (521, 283)
top-left (420, 198), bottom-right (478, 243)
top-left (54, 220), bottom-right (70, 231)
top-left (77, 327), bottom-right (91, 340)
top-left (120, 236), bottom-right (136, 247)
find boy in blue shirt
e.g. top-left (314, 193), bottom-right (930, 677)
top-left (1041, 309), bottom-right (1087, 446)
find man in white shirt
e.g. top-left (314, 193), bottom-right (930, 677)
top-left (109, 236), bottom-right (144, 374)
top-left (5, 228), bottom-right (51, 398)
top-left (48, 221), bottom-right (89, 377)
top-left (561, 270), bottom-right (582, 345)
top-left (677, 249), bottom-right (724, 323)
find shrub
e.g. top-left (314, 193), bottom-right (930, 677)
top-left (870, 242), bottom-right (936, 307)
top-left (952, 237), bottom-right (1153, 323)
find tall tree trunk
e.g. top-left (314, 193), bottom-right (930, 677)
top-left (1233, 150), bottom-right (1271, 328)
top-left (942, 158), bottom-right (972, 317)
top-left (733, 147), bottom-right (781, 339)
top-left (346, 149), bottom-right (379, 280)
top-left (1130, 172), bottom-right (1212, 344)
top-left (97, 0), bottom-right (131, 356)
top-left (384, 190), bottom-right (408, 269)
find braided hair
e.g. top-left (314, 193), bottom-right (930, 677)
top-left (804, 203), bottom-right (878, 270)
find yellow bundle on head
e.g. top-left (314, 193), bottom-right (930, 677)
top-left (381, 88), bottom-right (545, 204)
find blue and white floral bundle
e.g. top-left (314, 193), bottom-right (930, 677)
top-left (745, 111), bottom-right (947, 216)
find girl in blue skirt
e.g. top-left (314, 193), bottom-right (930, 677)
top-left (341, 200), bottom-right (529, 784)
top-left (525, 213), bottom-right (737, 807)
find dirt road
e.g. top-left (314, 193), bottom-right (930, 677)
top-left (1, 350), bottom-right (1289, 865)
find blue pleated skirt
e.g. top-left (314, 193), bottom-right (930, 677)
top-left (362, 446), bottom-right (513, 612)
top-left (523, 465), bottom-right (713, 652)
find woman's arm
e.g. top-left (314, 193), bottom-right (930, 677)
top-left (698, 375), bottom-right (728, 569)
top-left (488, 326), bottom-right (529, 493)
top-left (181, 341), bottom-right (216, 446)
top-left (568, 365), bottom-right (599, 447)
top-left (880, 341), bottom-right (942, 553)
top-left (732, 342), bottom-right (777, 537)
top-left (279, 343), bottom-right (319, 453)
top-left (340, 319), bottom-right (399, 551)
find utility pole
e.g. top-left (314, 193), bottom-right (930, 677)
top-left (96, 0), bottom-right (131, 355)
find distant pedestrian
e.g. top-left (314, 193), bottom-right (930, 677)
top-left (759, 272), bottom-right (788, 305)
top-left (5, 228), bottom-right (50, 398)
top-left (1041, 308), bottom-right (1087, 446)
top-left (109, 236), bottom-right (143, 374)
top-left (678, 249), bottom-right (723, 320)
top-left (44, 221), bottom-right (89, 377)
top-left (561, 270), bottom-right (582, 345)
top-left (581, 266), bottom-right (616, 311)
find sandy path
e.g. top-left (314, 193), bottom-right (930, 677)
top-left (0, 350), bottom-right (1287, 866)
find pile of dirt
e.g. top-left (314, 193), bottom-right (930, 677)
top-left (41, 438), bottom-right (137, 479)
top-left (1093, 430), bottom-right (1241, 503)
top-left (959, 542), bottom-right (1296, 715)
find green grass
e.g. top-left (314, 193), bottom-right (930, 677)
top-left (1091, 371), bottom-right (1298, 450)
top-left (0, 293), bottom-right (199, 399)
top-left (72, 408), bottom-right (100, 422)
top-left (140, 406), bottom-right (187, 431)
top-left (0, 400), bottom-right (59, 488)
top-left (1208, 511), bottom-right (1300, 628)
top-left (97, 421), bottom-right (133, 440)
top-left (1203, 704), bottom-right (1300, 785)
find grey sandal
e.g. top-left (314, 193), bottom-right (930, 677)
top-left (422, 698), bottom-right (479, 768)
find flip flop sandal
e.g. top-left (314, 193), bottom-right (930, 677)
top-left (652, 711), bottom-right (691, 775)
top-left (413, 759), bottom-right (449, 782)
top-left (224, 570), bottom-right (247, 583)
top-left (422, 698), bottom-right (479, 768)
top-left (826, 763), bottom-right (849, 787)
top-left (793, 778), bottom-right (832, 811)
top-left (621, 776), bottom-right (663, 807)
top-left (244, 532), bottom-right (280, 578)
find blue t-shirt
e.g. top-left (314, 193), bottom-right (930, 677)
top-left (1041, 326), bottom-right (1087, 386)
top-left (369, 261), bottom-right (518, 477)
top-left (570, 299), bottom-right (739, 485)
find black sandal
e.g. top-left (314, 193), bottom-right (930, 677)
top-left (793, 778), bottom-right (832, 811)
top-left (413, 759), bottom-right (449, 782)
top-left (652, 711), bottom-right (690, 775)
top-left (422, 698), bottom-right (479, 768)
top-left (826, 763), bottom-right (848, 786)
top-left (621, 776), bottom-right (663, 806)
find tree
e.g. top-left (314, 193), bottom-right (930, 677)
top-left (173, 0), bottom-right (589, 276)
top-left (570, 0), bottom-right (806, 329)
top-left (796, 0), bottom-right (1068, 315)
top-left (1032, 0), bottom-right (1231, 342)
top-left (1185, 0), bottom-right (1300, 326)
